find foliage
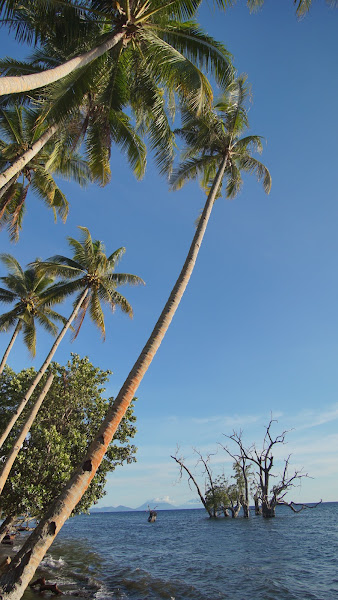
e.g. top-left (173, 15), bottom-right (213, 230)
top-left (0, 354), bottom-right (137, 518)
top-left (0, 254), bottom-right (67, 356)
top-left (0, 105), bottom-right (92, 240)
top-left (0, 0), bottom-right (235, 181)
top-left (171, 75), bottom-right (271, 199)
top-left (32, 225), bottom-right (145, 340)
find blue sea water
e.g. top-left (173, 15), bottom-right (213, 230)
top-left (21, 503), bottom-right (338, 600)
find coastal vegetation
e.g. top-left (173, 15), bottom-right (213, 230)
top-left (0, 354), bottom-right (137, 539)
top-left (0, 1), bottom-right (335, 599)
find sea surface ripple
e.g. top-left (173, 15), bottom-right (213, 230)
top-left (22, 502), bottom-right (338, 600)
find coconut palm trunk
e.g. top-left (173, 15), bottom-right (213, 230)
top-left (0, 321), bottom-right (21, 376)
top-left (0, 126), bottom-right (58, 191)
top-left (0, 373), bottom-right (54, 496)
top-left (0, 31), bottom-right (126, 97)
top-left (0, 155), bottom-right (228, 600)
top-left (0, 514), bottom-right (17, 544)
top-left (0, 289), bottom-right (88, 450)
top-left (0, 177), bottom-right (18, 201)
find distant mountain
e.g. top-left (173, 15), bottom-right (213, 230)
top-left (91, 505), bottom-right (134, 513)
top-left (90, 499), bottom-right (203, 513)
top-left (135, 501), bottom-right (178, 511)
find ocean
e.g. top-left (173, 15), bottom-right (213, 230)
top-left (19, 503), bottom-right (338, 600)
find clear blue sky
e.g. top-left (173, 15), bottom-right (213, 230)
top-left (0, 2), bottom-right (337, 508)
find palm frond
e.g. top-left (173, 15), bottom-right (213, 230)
top-left (237, 155), bottom-right (271, 194)
top-left (22, 315), bottom-right (36, 356)
top-left (0, 253), bottom-right (24, 278)
top-left (109, 110), bottom-right (147, 180)
top-left (89, 288), bottom-right (106, 339)
top-left (170, 154), bottom-right (219, 190)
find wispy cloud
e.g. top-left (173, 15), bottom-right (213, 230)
top-left (293, 404), bottom-right (338, 430)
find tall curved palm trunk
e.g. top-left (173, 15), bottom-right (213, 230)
top-left (0, 289), bottom-right (88, 450)
top-left (0, 321), bottom-right (21, 375)
top-left (0, 31), bottom-right (126, 96)
top-left (0, 125), bottom-right (58, 191)
top-left (0, 373), bottom-right (54, 496)
top-left (0, 155), bottom-right (228, 600)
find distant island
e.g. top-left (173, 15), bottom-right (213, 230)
top-left (90, 499), bottom-right (202, 513)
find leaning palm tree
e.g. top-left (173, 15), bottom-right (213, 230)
top-left (0, 1), bottom-right (232, 97)
top-left (0, 226), bottom-right (144, 451)
top-left (0, 77), bottom-right (270, 600)
top-left (0, 104), bottom-right (92, 238)
top-left (0, 0), bottom-right (233, 191)
top-left (0, 95), bottom-right (147, 223)
top-left (0, 254), bottom-right (68, 375)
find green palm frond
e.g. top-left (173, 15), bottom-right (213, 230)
top-left (0, 307), bottom-right (21, 331)
top-left (106, 247), bottom-right (126, 269)
top-left (43, 307), bottom-right (69, 326)
top-left (0, 286), bottom-right (17, 303)
top-left (109, 110), bottom-right (147, 180)
top-left (173, 75), bottom-right (271, 205)
top-left (106, 273), bottom-right (145, 287)
top-left (171, 154), bottom-right (219, 190)
top-left (35, 227), bottom-right (143, 340)
top-left (89, 288), bottom-right (106, 338)
top-left (237, 155), bottom-right (271, 194)
top-left (156, 20), bottom-right (233, 90)
top-left (36, 311), bottom-right (59, 337)
top-left (85, 111), bottom-right (111, 186)
top-left (0, 253), bottom-right (24, 278)
top-left (0, 254), bottom-right (70, 357)
top-left (33, 256), bottom-right (85, 279)
top-left (107, 289), bottom-right (133, 317)
top-left (39, 278), bottom-right (87, 305)
top-left (233, 135), bottom-right (264, 155)
top-left (225, 161), bottom-right (243, 199)
top-left (140, 30), bottom-right (213, 114)
top-left (22, 314), bottom-right (36, 356)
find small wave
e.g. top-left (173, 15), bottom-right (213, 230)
top-left (41, 555), bottom-right (66, 570)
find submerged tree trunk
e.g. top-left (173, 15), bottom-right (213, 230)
top-left (0, 156), bottom-right (229, 600)
top-left (241, 498), bottom-right (250, 518)
top-left (0, 322), bottom-right (21, 376)
top-left (254, 496), bottom-right (262, 516)
top-left (0, 289), bottom-right (88, 450)
top-left (229, 503), bottom-right (241, 518)
top-left (0, 373), bottom-right (54, 495)
top-left (261, 500), bottom-right (275, 518)
top-left (0, 30), bottom-right (125, 96)
top-left (0, 126), bottom-right (58, 191)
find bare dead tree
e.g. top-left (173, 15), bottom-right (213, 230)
top-left (171, 449), bottom-right (242, 518)
top-left (171, 452), bottom-right (214, 517)
top-left (225, 419), bottom-right (319, 518)
top-left (220, 431), bottom-right (253, 518)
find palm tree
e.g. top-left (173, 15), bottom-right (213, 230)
top-left (0, 1), bottom-right (233, 97)
top-left (0, 372), bottom-right (54, 496)
top-left (0, 105), bottom-right (92, 237)
top-left (0, 77), bottom-right (271, 600)
top-left (0, 254), bottom-right (68, 375)
top-left (0, 226), bottom-right (144, 450)
top-left (0, 0), bottom-right (234, 192)
top-left (0, 96), bottom-right (147, 221)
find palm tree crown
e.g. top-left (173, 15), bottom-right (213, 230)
top-left (0, 254), bottom-right (67, 356)
top-left (0, 104), bottom-right (93, 240)
top-left (171, 75), bottom-right (271, 198)
top-left (34, 226), bottom-right (145, 340)
top-left (0, 0), bottom-right (235, 180)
